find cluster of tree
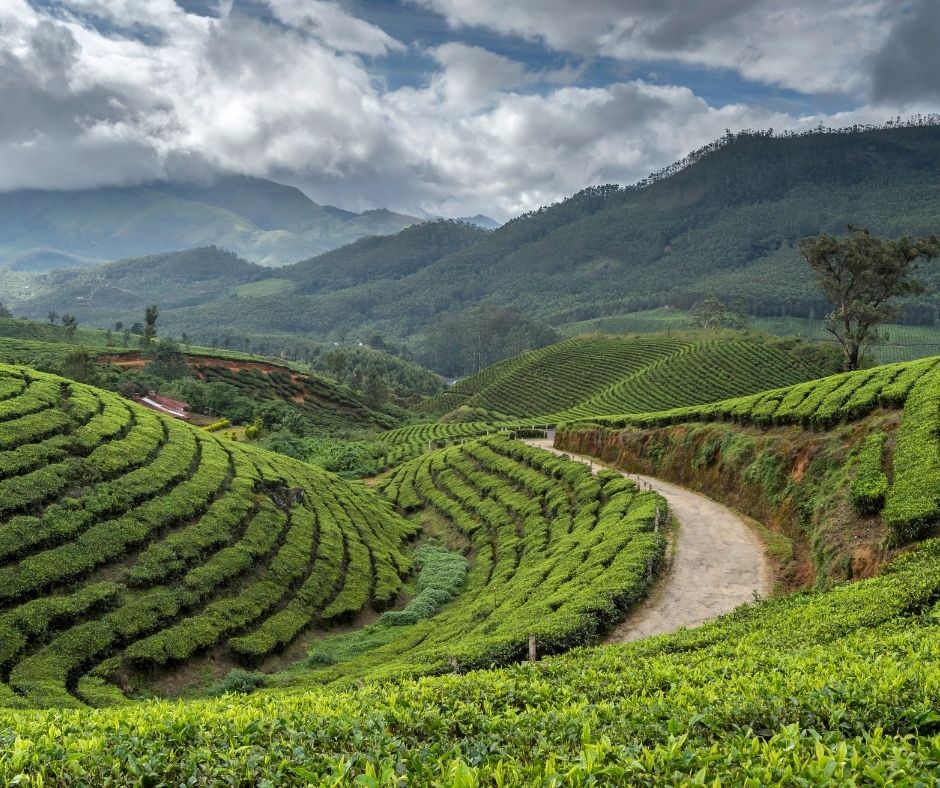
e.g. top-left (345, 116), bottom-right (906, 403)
top-left (419, 306), bottom-right (560, 378)
top-left (688, 297), bottom-right (750, 330)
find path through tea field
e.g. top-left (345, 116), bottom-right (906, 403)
top-left (524, 438), bottom-right (769, 641)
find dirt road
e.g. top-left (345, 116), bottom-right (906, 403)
top-left (524, 439), bottom-right (770, 642)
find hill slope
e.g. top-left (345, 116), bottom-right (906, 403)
top-left (0, 176), bottom-right (420, 268)
top-left (0, 364), bottom-right (416, 708)
top-left (4, 354), bottom-right (940, 781)
top-left (16, 125), bottom-right (940, 362)
top-left (422, 333), bottom-right (839, 419)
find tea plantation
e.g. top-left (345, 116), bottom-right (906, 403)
top-left (2, 534), bottom-right (939, 783)
top-left (288, 435), bottom-right (666, 683)
top-left (5, 342), bottom-right (940, 783)
top-left (0, 364), bottom-right (415, 709)
top-left (379, 332), bottom-right (838, 466)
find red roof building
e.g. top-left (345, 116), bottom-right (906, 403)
top-left (133, 390), bottom-right (190, 420)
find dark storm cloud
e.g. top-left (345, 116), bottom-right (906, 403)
top-left (871, 0), bottom-right (940, 103)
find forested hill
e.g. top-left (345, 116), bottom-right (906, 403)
top-left (350, 122), bottom-right (940, 331)
top-left (178, 123), bottom-right (940, 342)
top-left (0, 175), bottom-right (420, 268)
top-left (13, 124), bottom-right (940, 367)
top-left (280, 220), bottom-right (488, 294)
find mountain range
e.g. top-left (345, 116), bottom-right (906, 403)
top-left (10, 123), bottom-right (940, 363)
top-left (0, 175), bottom-right (425, 268)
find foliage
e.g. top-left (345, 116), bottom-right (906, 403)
top-left (419, 305), bottom-right (560, 377)
top-left (333, 435), bottom-right (668, 680)
top-left (0, 363), bottom-right (416, 706)
top-left (377, 544), bottom-right (468, 626)
top-left (851, 432), bottom-right (889, 515)
top-left (2, 537), bottom-right (940, 781)
top-left (209, 669), bottom-right (267, 696)
top-left (800, 227), bottom-right (939, 369)
top-left (142, 337), bottom-right (187, 380)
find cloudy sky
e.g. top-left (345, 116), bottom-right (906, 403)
top-left (2, 0), bottom-right (938, 219)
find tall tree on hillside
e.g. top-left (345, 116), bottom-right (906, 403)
top-left (61, 313), bottom-right (78, 342)
top-left (142, 305), bottom-right (159, 346)
top-left (800, 228), bottom-right (939, 371)
top-left (47, 310), bottom-right (58, 325)
top-left (689, 296), bottom-right (727, 329)
top-left (0, 302), bottom-right (11, 318)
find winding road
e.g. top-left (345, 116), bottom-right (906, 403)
top-left (524, 439), bottom-right (770, 643)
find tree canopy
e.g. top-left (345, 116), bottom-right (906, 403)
top-left (800, 227), bottom-right (939, 370)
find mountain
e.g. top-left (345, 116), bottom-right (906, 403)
top-left (16, 124), bottom-right (940, 370)
top-left (22, 247), bottom-right (266, 315)
top-left (0, 175), bottom-right (421, 268)
top-left (457, 214), bottom-right (501, 230)
top-left (15, 221), bottom-right (487, 330)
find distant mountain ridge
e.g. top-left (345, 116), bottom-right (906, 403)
top-left (15, 124), bottom-right (940, 370)
top-left (0, 175), bottom-right (421, 269)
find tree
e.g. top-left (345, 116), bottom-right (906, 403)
top-left (689, 296), bottom-right (727, 330)
top-left (0, 302), bottom-right (11, 318)
top-left (61, 313), bottom-right (78, 342)
top-left (47, 310), bottom-right (58, 325)
top-left (146, 338), bottom-right (189, 380)
top-left (362, 371), bottom-right (388, 408)
top-left (800, 228), bottom-right (939, 370)
top-left (59, 348), bottom-right (101, 385)
top-left (141, 305), bottom-right (159, 346)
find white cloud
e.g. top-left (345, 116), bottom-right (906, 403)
top-left (0, 0), bottom-right (933, 222)
top-left (414, 0), bottom-right (897, 96)
top-left (261, 0), bottom-right (404, 55)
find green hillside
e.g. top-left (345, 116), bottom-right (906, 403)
top-left (561, 308), bottom-right (940, 364)
top-left (16, 125), bottom-right (940, 368)
top-left (3, 350), bottom-right (940, 780)
top-left (423, 333), bottom-right (838, 420)
top-left (287, 435), bottom-right (666, 683)
top-left (374, 332), bottom-right (840, 466)
top-left (0, 176), bottom-right (420, 268)
top-left (0, 364), bottom-right (417, 708)
top-left (3, 536), bottom-right (938, 782)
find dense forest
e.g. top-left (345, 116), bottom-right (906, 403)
top-left (12, 121), bottom-right (940, 374)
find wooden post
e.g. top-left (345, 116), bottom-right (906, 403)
top-left (528, 633), bottom-right (537, 662)
top-left (450, 655), bottom-right (458, 673)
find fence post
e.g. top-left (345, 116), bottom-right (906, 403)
top-left (528, 633), bottom-right (537, 662)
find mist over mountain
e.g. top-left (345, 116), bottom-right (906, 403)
top-left (0, 176), bottom-right (421, 269)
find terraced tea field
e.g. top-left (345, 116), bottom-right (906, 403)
top-left (380, 333), bottom-right (836, 465)
top-left (560, 309), bottom-right (940, 363)
top-left (194, 361), bottom-right (402, 431)
top-left (0, 364), bottom-right (415, 708)
top-left (4, 535), bottom-right (940, 783)
top-left (566, 354), bottom-right (940, 542)
top-left (292, 435), bottom-right (665, 682)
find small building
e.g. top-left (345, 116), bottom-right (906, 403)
top-left (134, 390), bottom-right (190, 420)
